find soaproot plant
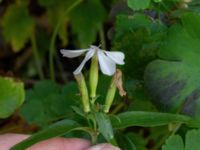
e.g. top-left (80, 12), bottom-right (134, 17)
top-left (1, 0), bottom-right (200, 149)
top-left (10, 45), bottom-right (200, 150)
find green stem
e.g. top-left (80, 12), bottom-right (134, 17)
top-left (30, 33), bottom-right (44, 79)
top-left (111, 101), bottom-right (125, 115)
top-left (152, 132), bottom-right (170, 150)
top-left (55, 54), bottom-right (68, 82)
top-left (110, 138), bottom-right (118, 147)
top-left (152, 123), bottom-right (182, 150)
top-left (91, 117), bottom-right (98, 145)
top-left (99, 25), bottom-right (106, 50)
top-left (49, 0), bottom-right (83, 81)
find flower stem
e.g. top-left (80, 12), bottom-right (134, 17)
top-left (49, 0), bottom-right (83, 81)
top-left (30, 32), bottom-right (44, 79)
top-left (111, 101), bottom-right (125, 115)
top-left (151, 132), bottom-right (170, 150)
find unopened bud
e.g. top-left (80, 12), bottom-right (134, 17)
top-left (74, 73), bottom-right (90, 112)
top-left (104, 69), bottom-right (126, 113)
top-left (104, 78), bottom-right (116, 113)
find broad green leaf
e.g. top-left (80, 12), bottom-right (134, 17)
top-left (162, 135), bottom-right (184, 150)
top-left (115, 14), bottom-right (152, 39)
top-left (162, 129), bottom-right (200, 150)
top-left (69, 0), bottom-right (106, 47)
top-left (11, 119), bottom-right (79, 150)
top-left (144, 12), bottom-right (200, 117)
top-left (113, 14), bottom-right (166, 79)
top-left (0, 76), bottom-right (25, 118)
top-left (127, 0), bottom-right (150, 10)
top-left (20, 80), bottom-right (78, 127)
top-left (2, 3), bottom-right (34, 52)
top-left (111, 111), bottom-right (200, 129)
top-left (185, 129), bottom-right (200, 150)
top-left (126, 80), bottom-right (156, 112)
top-left (95, 112), bottom-right (116, 145)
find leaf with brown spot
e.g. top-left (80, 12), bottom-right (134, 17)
top-left (144, 12), bottom-right (200, 118)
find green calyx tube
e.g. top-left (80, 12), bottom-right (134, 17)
top-left (74, 73), bottom-right (90, 113)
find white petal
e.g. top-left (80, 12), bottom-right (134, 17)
top-left (60, 49), bottom-right (88, 58)
top-left (73, 49), bottom-right (95, 75)
top-left (104, 51), bottom-right (125, 65)
top-left (97, 50), bottom-right (116, 76)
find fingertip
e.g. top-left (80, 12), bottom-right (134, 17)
top-left (28, 137), bottom-right (91, 150)
top-left (86, 143), bottom-right (121, 150)
top-left (0, 133), bottom-right (29, 150)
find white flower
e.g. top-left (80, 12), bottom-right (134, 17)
top-left (60, 45), bottom-right (125, 76)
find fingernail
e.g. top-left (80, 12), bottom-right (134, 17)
top-left (87, 143), bottom-right (121, 150)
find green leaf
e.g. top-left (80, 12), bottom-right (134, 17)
top-left (162, 129), bottom-right (200, 150)
top-left (69, 0), bottom-right (106, 47)
top-left (126, 80), bottom-right (156, 112)
top-left (162, 135), bottom-right (184, 150)
top-left (20, 80), bottom-right (78, 127)
top-left (111, 111), bottom-right (200, 129)
top-left (185, 129), bottom-right (200, 150)
top-left (144, 12), bottom-right (200, 117)
top-left (11, 119), bottom-right (80, 150)
top-left (0, 76), bottom-right (25, 118)
top-left (116, 132), bottom-right (137, 150)
top-left (113, 14), bottom-right (166, 79)
top-left (95, 112), bottom-right (116, 145)
top-left (126, 133), bottom-right (147, 150)
top-left (2, 3), bottom-right (34, 52)
top-left (127, 0), bottom-right (151, 10)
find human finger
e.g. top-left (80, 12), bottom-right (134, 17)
top-left (0, 133), bottom-right (91, 150)
top-left (86, 143), bottom-right (121, 150)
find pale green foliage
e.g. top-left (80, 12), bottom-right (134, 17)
top-left (2, 3), bottom-right (34, 52)
top-left (0, 76), bottom-right (25, 118)
top-left (128, 0), bottom-right (151, 10)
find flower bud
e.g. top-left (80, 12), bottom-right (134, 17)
top-left (104, 69), bottom-right (126, 113)
top-left (104, 77), bottom-right (117, 113)
top-left (89, 55), bottom-right (99, 99)
top-left (74, 73), bottom-right (90, 112)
